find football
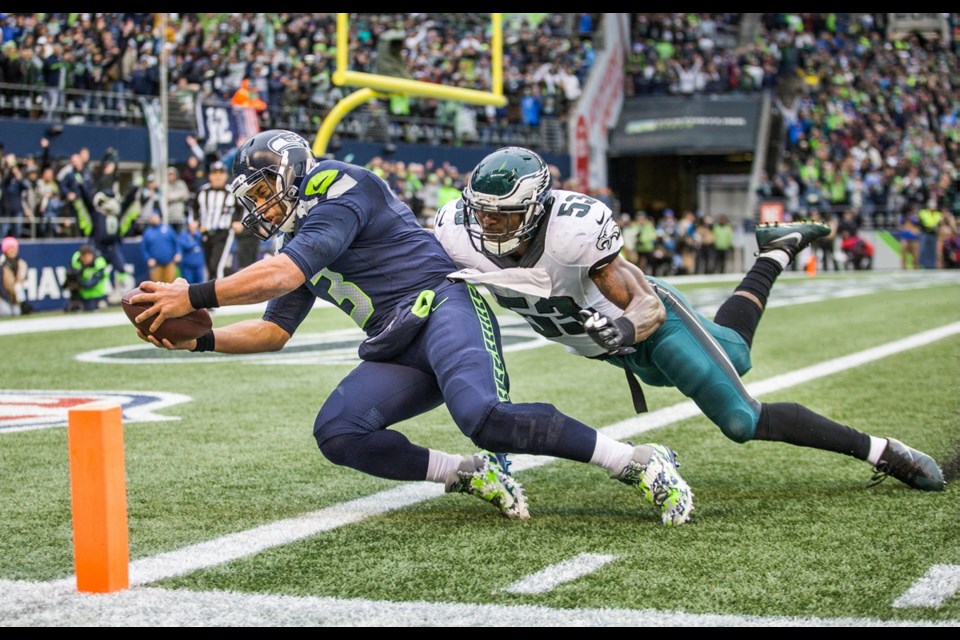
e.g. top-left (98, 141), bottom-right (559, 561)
top-left (121, 287), bottom-right (213, 344)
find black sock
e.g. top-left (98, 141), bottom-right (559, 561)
top-left (714, 258), bottom-right (783, 347)
top-left (754, 402), bottom-right (871, 460)
top-left (734, 257), bottom-right (782, 308)
top-left (713, 294), bottom-right (764, 348)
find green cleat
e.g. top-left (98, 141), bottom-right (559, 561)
top-left (614, 444), bottom-right (694, 526)
top-left (445, 451), bottom-right (530, 519)
top-left (868, 438), bottom-right (945, 491)
top-left (755, 221), bottom-right (831, 261)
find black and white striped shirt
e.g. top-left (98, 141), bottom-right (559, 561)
top-left (194, 184), bottom-right (239, 232)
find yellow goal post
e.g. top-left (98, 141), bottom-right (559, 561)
top-left (312, 13), bottom-right (507, 156)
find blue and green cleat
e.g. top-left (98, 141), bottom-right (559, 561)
top-left (445, 451), bottom-right (530, 519)
top-left (614, 444), bottom-right (693, 526)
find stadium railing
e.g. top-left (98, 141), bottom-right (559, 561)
top-left (0, 83), bottom-right (567, 153)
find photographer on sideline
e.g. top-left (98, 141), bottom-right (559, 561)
top-left (65, 244), bottom-right (108, 312)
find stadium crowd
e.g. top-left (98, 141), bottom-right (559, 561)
top-left (751, 13), bottom-right (959, 269)
top-left (2, 12), bottom-right (958, 283)
top-left (0, 13), bottom-right (599, 148)
top-left (623, 13), bottom-right (959, 272)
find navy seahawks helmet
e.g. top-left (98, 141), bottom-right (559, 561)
top-left (462, 146), bottom-right (552, 257)
top-left (229, 129), bottom-right (316, 240)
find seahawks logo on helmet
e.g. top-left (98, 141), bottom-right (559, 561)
top-left (267, 132), bottom-right (309, 155)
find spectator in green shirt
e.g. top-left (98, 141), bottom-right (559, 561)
top-left (712, 215), bottom-right (734, 274)
top-left (436, 177), bottom-right (462, 209)
top-left (66, 245), bottom-right (109, 312)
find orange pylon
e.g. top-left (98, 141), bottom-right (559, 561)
top-left (67, 402), bottom-right (130, 593)
top-left (805, 253), bottom-right (818, 277)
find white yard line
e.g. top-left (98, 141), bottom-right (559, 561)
top-left (503, 553), bottom-right (619, 594)
top-left (41, 321), bottom-right (960, 590)
top-left (894, 565), bottom-right (960, 609)
top-left (1, 579), bottom-right (955, 627)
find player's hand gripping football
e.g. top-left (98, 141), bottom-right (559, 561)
top-left (130, 277), bottom-right (194, 333)
top-left (128, 277), bottom-right (210, 351)
top-left (578, 310), bottom-right (637, 357)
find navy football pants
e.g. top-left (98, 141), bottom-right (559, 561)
top-left (313, 281), bottom-right (597, 480)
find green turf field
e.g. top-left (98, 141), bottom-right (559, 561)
top-left (0, 271), bottom-right (957, 626)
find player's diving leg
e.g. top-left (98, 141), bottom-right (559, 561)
top-left (420, 282), bottom-right (692, 525)
top-left (314, 359), bottom-right (530, 519)
top-left (313, 360), bottom-right (443, 481)
top-left (713, 220), bottom-right (830, 348)
top-left (652, 284), bottom-right (944, 492)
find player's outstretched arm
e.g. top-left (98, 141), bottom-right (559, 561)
top-left (590, 256), bottom-right (665, 343)
top-left (212, 253), bottom-right (307, 306)
top-left (133, 254), bottom-right (306, 333)
top-left (137, 318), bottom-right (291, 354)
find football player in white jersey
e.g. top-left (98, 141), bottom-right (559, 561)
top-left (435, 147), bottom-right (944, 497)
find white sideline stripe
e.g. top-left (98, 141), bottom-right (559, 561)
top-left (49, 483), bottom-right (443, 589)
top-left (45, 321), bottom-right (960, 590)
top-left (893, 565), bottom-right (960, 608)
top-left (1, 579), bottom-right (955, 627)
top-left (5, 271), bottom-right (955, 338)
top-left (504, 553), bottom-right (619, 594)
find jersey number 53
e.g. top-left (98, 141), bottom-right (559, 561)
top-left (494, 294), bottom-right (584, 338)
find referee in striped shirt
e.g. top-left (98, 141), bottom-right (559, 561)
top-left (194, 161), bottom-right (241, 279)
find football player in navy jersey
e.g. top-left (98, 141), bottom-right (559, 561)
top-left (435, 146), bottom-right (944, 495)
top-left (130, 130), bottom-right (693, 526)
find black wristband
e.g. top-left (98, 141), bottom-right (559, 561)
top-left (613, 316), bottom-right (637, 346)
top-left (188, 280), bottom-right (219, 309)
top-left (191, 331), bottom-right (215, 352)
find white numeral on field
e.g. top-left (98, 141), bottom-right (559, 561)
top-left (893, 565), bottom-right (960, 608)
top-left (504, 553), bottom-right (618, 595)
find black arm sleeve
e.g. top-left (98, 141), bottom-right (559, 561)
top-left (587, 251), bottom-right (619, 277)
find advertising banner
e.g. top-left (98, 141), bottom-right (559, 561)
top-left (610, 95), bottom-right (763, 155)
top-left (14, 239), bottom-right (148, 313)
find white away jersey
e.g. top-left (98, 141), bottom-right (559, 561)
top-left (434, 189), bottom-right (624, 357)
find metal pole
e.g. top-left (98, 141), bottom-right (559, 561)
top-left (158, 12), bottom-right (169, 225)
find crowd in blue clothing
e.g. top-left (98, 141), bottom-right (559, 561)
top-left (3, 13), bottom-right (958, 274)
top-left (139, 214), bottom-right (207, 284)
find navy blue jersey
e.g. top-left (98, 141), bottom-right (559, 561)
top-left (263, 160), bottom-right (458, 336)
